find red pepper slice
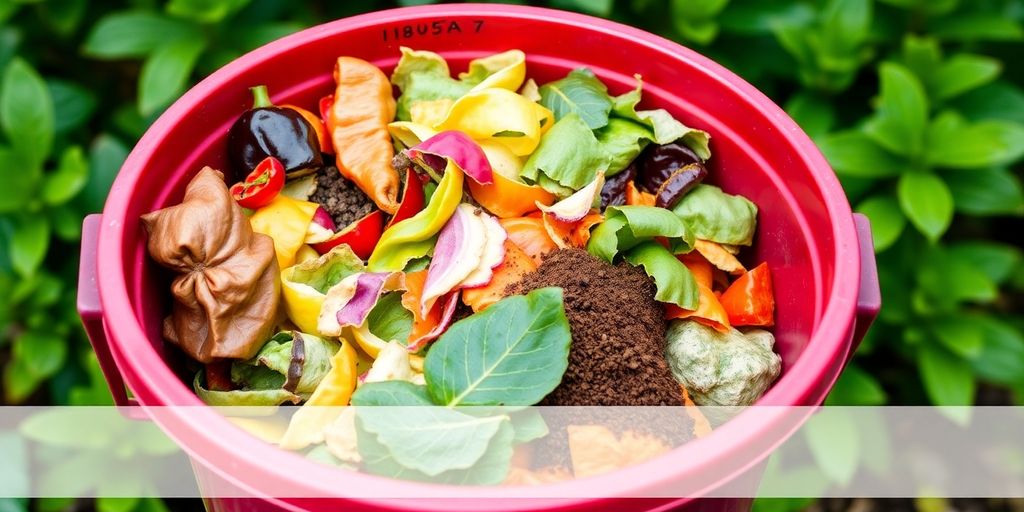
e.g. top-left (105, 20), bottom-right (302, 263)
top-left (719, 262), bottom-right (775, 327)
top-left (311, 210), bottom-right (385, 260)
top-left (319, 95), bottom-right (335, 134)
top-left (229, 156), bottom-right (285, 209)
top-left (386, 168), bottom-right (427, 229)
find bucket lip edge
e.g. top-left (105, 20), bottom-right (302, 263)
top-left (96, 2), bottom-right (860, 505)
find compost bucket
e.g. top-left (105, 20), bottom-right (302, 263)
top-left (77, 4), bottom-right (881, 512)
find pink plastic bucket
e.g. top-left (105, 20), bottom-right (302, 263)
top-left (77, 4), bottom-right (880, 512)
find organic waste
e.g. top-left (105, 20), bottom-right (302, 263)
top-left (143, 47), bottom-right (781, 484)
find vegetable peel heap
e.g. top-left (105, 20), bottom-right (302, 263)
top-left (142, 47), bottom-right (781, 484)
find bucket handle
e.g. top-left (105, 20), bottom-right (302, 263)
top-left (78, 214), bottom-right (139, 407)
top-left (849, 213), bottom-right (881, 362)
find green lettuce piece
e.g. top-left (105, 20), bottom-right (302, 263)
top-left (285, 245), bottom-right (364, 294)
top-left (391, 48), bottom-right (472, 121)
top-left (595, 117), bottom-right (654, 175)
top-left (623, 241), bottom-right (699, 309)
top-left (538, 68), bottom-right (614, 129)
top-left (366, 291), bottom-right (413, 346)
top-left (520, 113), bottom-right (611, 195)
top-left (194, 373), bottom-right (300, 407)
top-left (587, 205), bottom-right (693, 262)
top-left (612, 79), bottom-right (711, 160)
top-left (671, 185), bottom-right (758, 246)
top-left (233, 331), bottom-right (340, 395)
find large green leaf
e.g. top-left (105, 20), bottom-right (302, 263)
top-left (587, 205), bottom-right (692, 262)
top-left (864, 62), bottom-right (929, 158)
top-left (82, 11), bottom-right (200, 59)
top-left (424, 288), bottom-right (571, 406)
top-left (917, 344), bottom-right (975, 406)
top-left (521, 113), bottom-right (610, 194)
top-left (672, 184), bottom-right (758, 246)
top-left (817, 130), bottom-right (904, 177)
top-left (1, 58), bottom-right (54, 170)
top-left (942, 167), bottom-right (1024, 216)
top-left (855, 194), bottom-right (905, 252)
top-left (538, 68), bottom-right (613, 130)
top-left (897, 172), bottom-right (952, 242)
top-left (138, 38), bottom-right (206, 116)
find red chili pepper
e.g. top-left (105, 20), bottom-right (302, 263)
top-left (229, 156), bottom-right (285, 209)
top-left (319, 95), bottom-right (335, 134)
top-left (719, 262), bottom-right (774, 327)
top-left (386, 168), bottom-right (427, 229)
top-left (311, 210), bottom-right (385, 260)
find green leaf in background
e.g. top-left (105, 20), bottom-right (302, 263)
top-left (166, 0), bottom-right (251, 23)
top-left (930, 54), bottom-right (1001, 101)
top-left (953, 81), bottom-right (1024, 124)
top-left (0, 145), bottom-right (38, 213)
top-left (803, 408), bottom-right (860, 485)
top-left (942, 167), bottom-right (1024, 216)
top-left (48, 79), bottom-right (97, 135)
top-left (538, 68), bottom-right (613, 130)
top-left (82, 11), bottom-right (200, 58)
top-left (864, 62), bottom-right (929, 158)
top-left (946, 241), bottom-right (1021, 284)
top-left (917, 246), bottom-right (998, 305)
top-left (924, 111), bottom-right (1024, 169)
top-left (855, 194), bottom-right (905, 252)
top-left (42, 146), bottom-right (88, 205)
top-left (550, 0), bottom-right (614, 16)
top-left (671, 0), bottom-right (729, 44)
top-left (39, 0), bottom-right (87, 37)
top-left (825, 364), bottom-right (887, 405)
top-left (783, 92), bottom-right (835, 138)
top-left (9, 216), bottom-right (50, 277)
top-left (930, 14), bottom-right (1024, 42)
top-left (918, 343), bottom-right (975, 406)
top-left (817, 130), bottom-right (904, 177)
top-left (931, 317), bottom-right (984, 358)
top-left (965, 315), bottom-right (1024, 386)
top-left (718, 0), bottom-right (814, 35)
top-left (897, 172), bottom-right (952, 242)
top-left (819, 0), bottom-right (871, 55)
top-left (79, 134), bottom-right (128, 214)
top-left (1, 58), bottom-right (54, 170)
top-left (424, 288), bottom-right (571, 407)
top-left (138, 38), bottom-right (206, 116)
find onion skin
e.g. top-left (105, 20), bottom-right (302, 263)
top-left (655, 163), bottom-right (708, 209)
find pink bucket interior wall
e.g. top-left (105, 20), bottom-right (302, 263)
top-left (120, 14), bottom-right (833, 399)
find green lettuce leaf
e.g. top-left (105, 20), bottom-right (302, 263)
top-left (623, 241), bottom-right (699, 309)
top-left (672, 185), bottom-right (758, 246)
top-left (390, 48), bottom-right (472, 122)
top-left (424, 288), bottom-right (571, 406)
top-left (285, 245), bottom-right (364, 294)
top-left (520, 113), bottom-right (611, 195)
top-left (232, 331), bottom-right (340, 395)
top-left (194, 373), bottom-right (300, 406)
top-left (366, 291), bottom-right (414, 346)
top-left (538, 68), bottom-right (614, 129)
top-left (612, 79), bottom-right (711, 160)
top-left (587, 205), bottom-right (693, 262)
top-left (595, 117), bottom-right (654, 175)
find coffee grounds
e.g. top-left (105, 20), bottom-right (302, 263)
top-left (309, 166), bottom-right (376, 228)
top-left (506, 248), bottom-right (683, 407)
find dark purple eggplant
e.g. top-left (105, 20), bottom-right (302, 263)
top-left (601, 162), bottom-right (638, 207)
top-left (228, 85), bottom-right (323, 180)
top-left (636, 141), bottom-right (702, 193)
top-left (655, 163), bottom-right (707, 209)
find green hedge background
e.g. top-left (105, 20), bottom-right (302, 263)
top-left (1, 0), bottom-right (1023, 511)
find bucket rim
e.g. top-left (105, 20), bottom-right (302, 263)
top-left (96, 3), bottom-right (860, 507)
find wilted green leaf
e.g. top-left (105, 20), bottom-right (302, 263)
top-left (864, 62), bottom-right (929, 158)
top-left (138, 38), bottom-right (206, 116)
top-left (82, 11), bottom-right (200, 58)
top-left (9, 216), bottom-right (50, 277)
top-left (943, 167), bottom-right (1024, 216)
top-left (818, 130), bottom-right (904, 177)
top-left (1, 58), bottom-right (54, 170)
top-left (897, 172), bottom-right (952, 241)
top-left (918, 344), bottom-right (975, 406)
top-left (856, 194), bottom-right (905, 252)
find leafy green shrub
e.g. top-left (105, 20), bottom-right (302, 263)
top-left (1, 0), bottom-right (1023, 510)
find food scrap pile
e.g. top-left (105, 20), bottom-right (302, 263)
top-left (142, 48), bottom-right (782, 483)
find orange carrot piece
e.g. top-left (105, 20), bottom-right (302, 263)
top-left (462, 241), bottom-right (537, 312)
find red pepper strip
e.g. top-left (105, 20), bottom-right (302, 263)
top-left (719, 262), bottom-right (775, 327)
top-left (204, 361), bottom-right (234, 391)
top-left (311, 210), bottom-right (385, 260)
top-left (229, 156), bottom-right (285, 209)
top-left (319, 95), bottom-right (334, 134)
top-left (386, 168), bottom-right (427, 229)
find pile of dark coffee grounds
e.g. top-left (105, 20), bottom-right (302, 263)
top-left (308, 166), bottom-right (375, 228)
top-left (505, 248), bottom-right (683, 407)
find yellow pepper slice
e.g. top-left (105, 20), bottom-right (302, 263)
top-left (278, 338), bottom-right (358, 450)
top-left (280, 246), bottom-right (364, 335)
top-left (434, 89), bottom-right (552, 156)
top-left (367, 161), bottom-right (464, 271)
top-left (249, 195), bottom-right (318, 269)
top-left (461, 50), bottom-right (526, 92)
top-left (410, 99), bottom-right (454, 127)
top-left (387, 121), bottom-right (437, 148)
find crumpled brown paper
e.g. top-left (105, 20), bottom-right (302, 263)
top-left (141, 167), bottom-right (280, 363)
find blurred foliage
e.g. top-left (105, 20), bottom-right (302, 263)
top-left (1, 0), bottom-right (1023, 510)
